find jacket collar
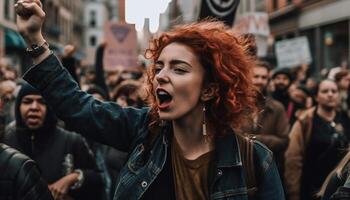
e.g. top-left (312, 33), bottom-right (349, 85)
top-left (215, 133), bottom-right (242, 168)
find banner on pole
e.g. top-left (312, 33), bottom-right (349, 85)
top-left (233, 12), bottom-right (270, 36)
top-left (199, 0), bottom-right (240, 26)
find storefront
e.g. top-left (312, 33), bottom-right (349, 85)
top-left (270, 0), bottom-right (350, 74)
top-left (298, 0), bottom-right (350, 74)
top-left (4, 27), bottom-right (29, 74)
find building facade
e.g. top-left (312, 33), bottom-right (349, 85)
top-left (234, 0), bottom-right (270, 58)
top-left (43, 0), bottom-right (85, 55)
top-left (83, 0), bottom-right (116, 65)
top-left (0, 0), bottom-right (85, 73)
top-left (0, 0), bottom-right (27, 72)
top-left (267, 0), bottom-right (350, 73)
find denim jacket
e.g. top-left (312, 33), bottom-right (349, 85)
top-left (23, 54), bottom-right (285, 200)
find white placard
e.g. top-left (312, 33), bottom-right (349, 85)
top-left (275, 36), bottom-right (312, 68)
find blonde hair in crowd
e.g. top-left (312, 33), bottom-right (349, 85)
top-left (317, 149), bottom-right (350, 197)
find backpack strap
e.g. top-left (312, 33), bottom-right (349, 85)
top-left (236, 134), bottom-right (257, 198)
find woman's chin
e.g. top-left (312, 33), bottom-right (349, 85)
top-left (159, 115), bottom-right (174, 121)
top-left (158, 111), bottom-right (176, 121)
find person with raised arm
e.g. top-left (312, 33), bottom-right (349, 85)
top-left (14, 0), bottom-right (284, 199)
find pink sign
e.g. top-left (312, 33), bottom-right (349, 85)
top-left (103, 22), bottom-right (138, 71)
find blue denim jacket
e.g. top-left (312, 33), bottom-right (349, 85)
top-left (23, 54), bottom-right (285, 200)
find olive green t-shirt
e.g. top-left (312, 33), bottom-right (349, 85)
top-left (171, 138), bottom-right (214, 200)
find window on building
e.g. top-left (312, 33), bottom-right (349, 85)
top-left (90, 10), bottom-right (97, 27)
top-left (246, 0), bottom-right (251, 12)
top-left (321, 20), bottom-right (349, 69)
top-left (272, 0), bottom-right (278, 11)
top-left (54, 7), bottom-right (59, 25)
top-left (90, 36), bottom-right (97, 46)
top-left (255, 0), bottom-right (266, 12)
top-left (5, 0), bottom-right (10, 20)
top-left (300, 29), bottom-right (317, 75)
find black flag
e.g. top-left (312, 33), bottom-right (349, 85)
top-left (199, 0), bottom-right (240, 26)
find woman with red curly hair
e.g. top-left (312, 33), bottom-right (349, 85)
top-left (15, 1), bottom-right (284, 199)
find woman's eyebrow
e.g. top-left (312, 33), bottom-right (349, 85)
top-left (170, 60), bottom-right (192, 68)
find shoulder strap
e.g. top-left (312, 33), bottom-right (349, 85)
top-left (237, 134), bottom-right (257, 198)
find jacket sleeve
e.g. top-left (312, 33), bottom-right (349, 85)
top-left (70, 135), bottom-right (104, 199)
top-left (329, 168), bottom-right (350, 200)
top-left (17, 160), bottom-right (54, 200)
top-left (23, 54), bottom-right (149, 151)
top-left (284, 120), bottom-right (306, 200)
top-left (330, 187), bottom-right (350, 200)
top-left (253, 141), bottom-right (286, 200)
top-left (94, 45), bottom-right (109, 97)
top-left (322, 173), bottom-right (345, 200)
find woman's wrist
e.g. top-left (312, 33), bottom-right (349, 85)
top-left (23, 33), bottom-right (51, 65)
top-left (23, 32), bottom-right (45, 47)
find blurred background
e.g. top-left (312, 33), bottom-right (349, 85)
top-left (0, 0), bottom-right (348, 77)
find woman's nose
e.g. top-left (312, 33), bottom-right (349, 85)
top-left (155, 69), bottom-right (169, 84)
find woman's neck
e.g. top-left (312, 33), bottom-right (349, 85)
top-left (317, 105), bottom-right (336, 122)
top-left (172, 105), bottom-right (213, 160)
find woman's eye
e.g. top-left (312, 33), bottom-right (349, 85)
top-left (154, 66), bottom-right (162, 74)
top-left (174, 68), bottom-right (186, 74)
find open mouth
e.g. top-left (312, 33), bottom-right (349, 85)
top-left (156, 89), bottom-right (173, 109)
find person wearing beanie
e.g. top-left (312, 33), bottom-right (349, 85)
top-left (271, 67), bottom-right (293, 110)
top-left (1, 82), bottom-right (104, 200)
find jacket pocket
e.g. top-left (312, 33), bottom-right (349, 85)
top-left (127, 143), bottom-right (146, 174)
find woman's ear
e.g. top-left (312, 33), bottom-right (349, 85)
top-left (201, 83), bottom-right (219, 101)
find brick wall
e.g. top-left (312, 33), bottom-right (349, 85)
top-left (266, 0), bottom-right (303, 13)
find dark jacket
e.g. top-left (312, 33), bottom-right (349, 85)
top-left (330, 187), bottom-right (350, 200)
top-left (0, 143), bottom-right (53, 200)
top-left (62, 56), bottom-right (79, 84)
top-left (322, 162), bottom-right (350, 200)
top-left (23, 54), bottom-right (285, 200)
top-left (2, 82), bottom-right (104, 200)
top-left (285, 107), bottom-right (349, 200)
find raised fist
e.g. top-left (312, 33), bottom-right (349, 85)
top-left (15, 1), bottom-right (33, 17)
top-left (15, 0), bottom-right (46, 44)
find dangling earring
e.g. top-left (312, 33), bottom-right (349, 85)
top-left (202, 105), bottom-right (207, 136)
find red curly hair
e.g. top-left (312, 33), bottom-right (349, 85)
top-left (145, 20), bottom-right (257, 137)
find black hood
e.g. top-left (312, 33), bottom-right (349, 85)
top-left (15, 82), bottom-right (57, 134)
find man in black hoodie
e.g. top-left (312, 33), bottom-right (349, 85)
top-left (1, 82), bottom-right (104, 200)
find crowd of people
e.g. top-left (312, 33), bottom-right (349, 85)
top-left (2, 0), bottom-right (350, 200)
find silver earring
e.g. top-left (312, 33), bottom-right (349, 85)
top-left (203, 105), bottom-right (207, 136)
